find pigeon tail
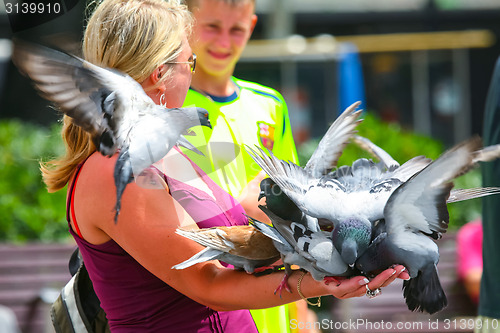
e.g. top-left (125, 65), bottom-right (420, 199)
top-left (113, 148), bottom-right (134, 222)
top-left (402, 264), bottom-right (447, 314)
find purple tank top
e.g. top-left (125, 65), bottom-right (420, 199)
top-left (68, 151), bottom-right (258, 333)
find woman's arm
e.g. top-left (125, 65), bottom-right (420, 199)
top-left (74, 153), bottom-right (408, 312)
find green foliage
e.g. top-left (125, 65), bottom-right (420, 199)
top-left (297, 112), bottom-right (480, 230)
top-left (0, 119), bottom-right (69, 243)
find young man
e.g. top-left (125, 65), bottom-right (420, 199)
top-left (182, 0), bottom-right (298, 216)
top-left (182, 0), bottom-right (302, 332)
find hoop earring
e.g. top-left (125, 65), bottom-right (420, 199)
top-left (159, 93), bottom-right (167, 107)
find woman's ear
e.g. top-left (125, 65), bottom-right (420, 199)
top-left (149, 65), bottom-right (167, 92)
top-left (249, 14), bottom-right (258, 35)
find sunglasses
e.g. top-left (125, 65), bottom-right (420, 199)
top-left (165, 53), bottom-right (196, 73)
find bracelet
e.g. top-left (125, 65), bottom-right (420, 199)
top-left (297, 271), bottom-right (321, 307)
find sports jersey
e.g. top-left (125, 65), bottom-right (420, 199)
top-left (182, 77), bottom-right (298, 197)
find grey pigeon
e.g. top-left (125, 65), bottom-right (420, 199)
top-left (12, 41), bottom-right (211, 221)
top-left (174, 102), bottom-right (363, 287)
top-left (251, 206), bottom-right (350, 280)
top-left (355, 137), bottom-right (500, 314)
top-left (245, 209), bottom-right (347, 296)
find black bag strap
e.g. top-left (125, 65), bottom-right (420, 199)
top-left (69, 247), bottom-right (82, 277)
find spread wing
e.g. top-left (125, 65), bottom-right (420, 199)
top-left (305, 101), bottom-right (363, 177)
top-left (384, 137), bottom-right (483, 239)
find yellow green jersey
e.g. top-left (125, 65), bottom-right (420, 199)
top-left (182, 77), bottom-right (298, 197)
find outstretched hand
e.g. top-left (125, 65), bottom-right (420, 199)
top-left (238, 171), bottom-right (271, 222)
top-left (326, 265), bottom-right (409, 299)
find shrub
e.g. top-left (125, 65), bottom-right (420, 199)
top-left (0, 119), bottom-right (68, 242)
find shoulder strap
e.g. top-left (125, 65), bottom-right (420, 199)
top-left (66, 162), bottom-right (86, 239)
top-left (69, 248), bottom-right (82, 277)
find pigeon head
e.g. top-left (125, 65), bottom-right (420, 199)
top-left (259, 178), bottom-right (277, 201)
top-left (355, 233), bottom-right (386, 276)
top-left (259, 178), bottom-right (304, 222)
top-left (332, 217), bottom-right (371, 266)
top-left (172, 107), bottom-right (211, 130)
top-left (195, 107), bottom-right (212, 129)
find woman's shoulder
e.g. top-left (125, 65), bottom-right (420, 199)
top-left (75, 152), bottom-right (118, 212)
top-left (85, 152), bottom-right (117, 172)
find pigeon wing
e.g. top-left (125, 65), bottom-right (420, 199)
top-left (128, 107), bottom-right (209, 175)
top-left (384, 137), bottom-right (483, 239)
top-left (245, 145), bottom-right (312, 210)
top-left (305, 101), bottom-right (363, 177)
top-left (389, 156), bottom-right (432, 182)
top-left (352, 135), bottom-right (400, 170)
top-left (12, 40), bottom-right (149, 156)
top-left (473, 144), bottom-right (500, 163)
top-left (447, 187), bottom-right (500, 203)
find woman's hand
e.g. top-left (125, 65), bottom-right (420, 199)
top-left (325, 265), bottom-right (409, 299)
top-left (237, 171), bottom-right (270, 222)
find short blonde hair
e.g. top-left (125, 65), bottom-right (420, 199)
top-left (42, 0), bottom-right (193, 192)
top-left (184, 0), bottom-right (255, 12)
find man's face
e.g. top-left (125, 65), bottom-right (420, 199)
top-left (190, 0), bottom-right (257, 78)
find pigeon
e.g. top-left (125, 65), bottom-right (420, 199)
top-left (173, 200), bottom-right (349, 295)
top-left (258, 176), bottom-right (356, 294)
top-left (172, 225), bottom-right (281, 273)
top-left (249, 206), bottom-right (350, 288)
top-left (12, 40), bottom-right (211, 221)
top-left (355, 137), bottom-right (500, 314)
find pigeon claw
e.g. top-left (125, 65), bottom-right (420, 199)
top-left (253, 265), bottom-right (284, 277)
top-left (274, 273), bottom-right (292, 298)
top-left (254, 266), bottom-right (276, 274)
top-left (324, 276), bottom-right (341, 286)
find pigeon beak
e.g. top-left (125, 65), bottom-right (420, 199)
top-left (205, 114), bottom-right (212, 129)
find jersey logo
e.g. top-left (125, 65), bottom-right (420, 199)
top-left (257, 122), bottom-right (275, 150)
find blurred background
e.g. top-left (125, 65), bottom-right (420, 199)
top-left (0, 0), bottom-right (499, 331)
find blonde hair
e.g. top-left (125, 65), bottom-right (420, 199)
top-left (184, 0), bottom-right (255, 11)
top-left (41, 0), bottom-right (193, 192)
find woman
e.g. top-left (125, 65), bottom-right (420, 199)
top-left (41, 0), bottom-right (408, 331)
